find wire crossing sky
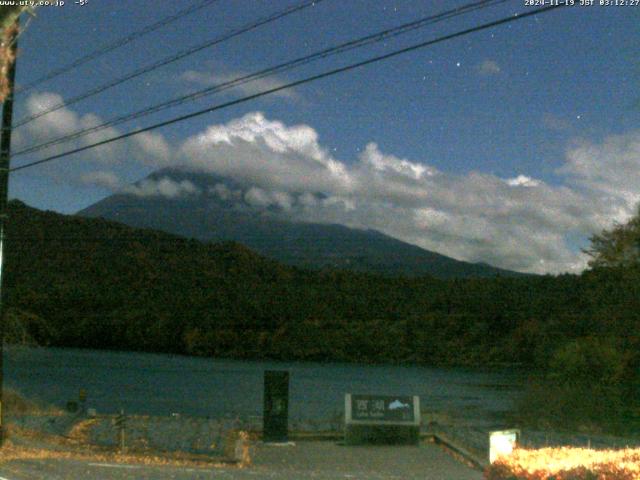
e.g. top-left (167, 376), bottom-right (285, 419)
top-left (12, 0), bottom-right (506, 157)
top-left (12, 0), bottom-right (325, 129)
top-left (15, 0), bottom-right (222, 95)
top-left (9, 0), bottom-right (640, 274)
top-left (11, 3), bottom-right (562, 173)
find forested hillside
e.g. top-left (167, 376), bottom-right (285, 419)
top-left (3, 200), bottom-right (638, 365)
top-left (4, 199), bottom-right (640, 433)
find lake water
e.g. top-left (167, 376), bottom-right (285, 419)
top-left (4, 346), bottom-right (524, 428)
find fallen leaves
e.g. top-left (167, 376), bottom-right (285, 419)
top-left (484, 447), bottom-right (640, 480)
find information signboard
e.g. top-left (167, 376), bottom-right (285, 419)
top-left (350, 395), bottom-right (416, 422)
top-left (344, 394), bottom-right (420, 445)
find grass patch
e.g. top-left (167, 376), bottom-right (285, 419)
top-left (3, 388), bottom-right (62, 416)
top-left (1, 424), bottom-right (231, 469)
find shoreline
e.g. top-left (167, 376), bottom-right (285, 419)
top-left (7, 411), bottom-right (640, 454)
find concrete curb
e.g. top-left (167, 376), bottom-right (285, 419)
top-left (428, 432), bottom-right (487, 471)
top-left (286, 431), bottom-right (488, 471)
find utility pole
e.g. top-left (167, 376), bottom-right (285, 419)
top-left (0, 18), bottom-right (19, 447)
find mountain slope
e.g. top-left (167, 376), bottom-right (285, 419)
top-left (79, 168), bottom-right (525, 278)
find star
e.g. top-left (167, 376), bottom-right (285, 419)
top-left (456, 62), bottom-right (461, 67)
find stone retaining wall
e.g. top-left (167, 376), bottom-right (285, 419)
top-left (86, 414), bottom-right (260, 455)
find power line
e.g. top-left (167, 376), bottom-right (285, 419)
top-left (13, 0), bottom-right (325, 129)
top-left (11, 4), bottom-right (564, 174)
top-left (13, 0), bottom-right (507, 158)
top-left (15, 0), bottom-right (221, 95)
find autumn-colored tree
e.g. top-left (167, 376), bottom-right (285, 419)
top-left (585, 204), bottom-right (640, 269)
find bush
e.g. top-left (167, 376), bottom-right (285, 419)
top-left (548, 338), bottom-right (627, 387)
top-left (484, 447), bottom-right (640, 480)
top-left (516, 337), bottom-right (638, 434)
top-left (3, 388), bottom-right (61, 416)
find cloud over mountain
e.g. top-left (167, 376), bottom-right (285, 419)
top-left (171, 112), bottom-right (637, 274)
top-left (17, 93), bottom-right (640, 274)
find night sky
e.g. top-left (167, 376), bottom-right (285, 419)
top-left (7, 0), bottom-right (640, 274)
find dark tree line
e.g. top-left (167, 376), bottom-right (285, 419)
top-left (3, 200), bottom-right (640, 433)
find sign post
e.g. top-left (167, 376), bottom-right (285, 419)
top-left (344, 394), bottom-right (420, 445)
top-left (263, 370), bottom-right (289, 443)
top-left (115, 409), bottom-right (127, 453)
top-left (0, 18), bottom-right (18, 448)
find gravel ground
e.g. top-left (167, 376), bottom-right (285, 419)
top-left (250, 440), bottom-right (482, 479)
top-left (5, 412), bottom-right (639, 480)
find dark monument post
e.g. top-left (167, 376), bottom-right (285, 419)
top-left (263, 370), bottom-right (289, 442)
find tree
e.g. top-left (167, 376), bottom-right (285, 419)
top-left (585, 204), bottom-right (640, 269)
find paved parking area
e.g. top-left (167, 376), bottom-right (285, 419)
top-left (0, 441), bottom-right (483, 479)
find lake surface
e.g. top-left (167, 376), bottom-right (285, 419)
top-left (4, 346), bottom-right (524, 427)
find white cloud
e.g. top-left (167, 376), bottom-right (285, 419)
top-left (209, 183), bottom-right (241, 201)
top-left (361, 143), bottom-right (433, 180)
top-left (174, 113), bottom-right (640, 274)
top-left (79, 171), bottom-right (199, 199)
top-left (16, 92), bottom-right (173, 187)
top-left (19, 92), bottom-right (172, 164)
top-left (181, 69), bottom-right (298, 101)
top-left (20, 93), bottom-right (122, 164)
top-left (244, 187), bottom-right (293, 210)
top-left (132, 131), bottom-right (172, 167)
top-left (180, 112), bottom-right (352, 194)
top-left (476, 59), bottom-right (501, 76)
top-left (123, 177), bottom-right (200, 199)
top-left (23, 92), bottom-right (78, 138)
top-left (17, 96), bottom-right (640, 275)
top-left (505, 175), bottom-right (541, 187)
top-left (560, 132), bottom-right (640, 215)
top-left (244, 187), bottom-right (272, 208)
